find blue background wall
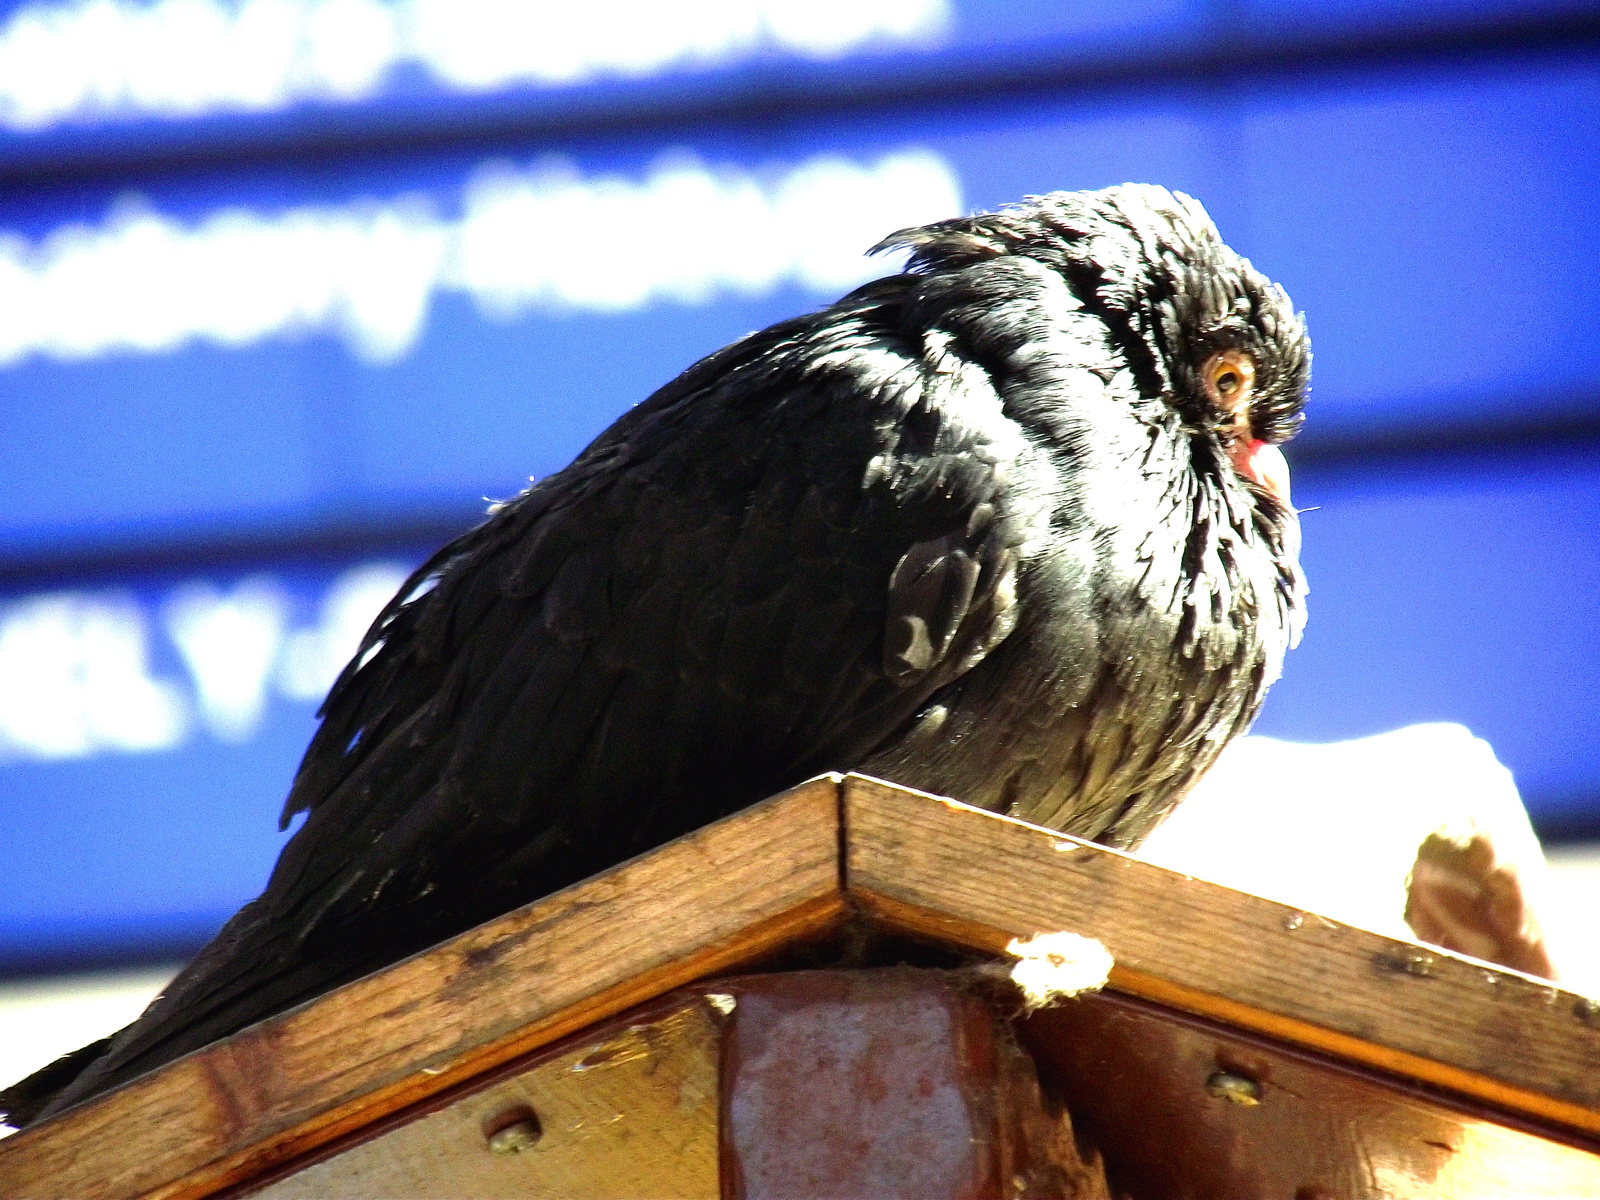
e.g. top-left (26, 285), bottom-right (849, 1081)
top-left (0, 0), bottom-right (1596, 973)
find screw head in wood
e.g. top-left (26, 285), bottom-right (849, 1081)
top-left (484, 1108), bottom-right (543, 1155)
top-left (1575, 996), bottom-right (1600, 1029)
top-left (1204, 1070), bottom-right (1262, 1106)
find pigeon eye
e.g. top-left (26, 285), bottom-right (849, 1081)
top-left (1202, 350), bottom-right (1257, 434)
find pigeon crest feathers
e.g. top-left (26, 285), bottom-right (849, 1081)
top-left (877, 183), bottom-right (1309, 442)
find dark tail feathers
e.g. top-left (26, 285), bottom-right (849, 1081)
top-left (0, 1036), bottom-right (110, 1129)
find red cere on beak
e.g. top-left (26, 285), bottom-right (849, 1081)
top-left (1231, 439), bottom-right (1292, 507)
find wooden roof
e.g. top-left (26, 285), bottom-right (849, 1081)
top-left (2, 773), bottom-right (1598, 1199)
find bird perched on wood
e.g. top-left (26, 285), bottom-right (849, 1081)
top-left (2, 183), bottom-right (1308, 1127)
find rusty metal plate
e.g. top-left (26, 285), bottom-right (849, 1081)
top-left (719, 968), bottom-right (1111, 1200)
top-left (722, 969), bottom-right (999, 1199)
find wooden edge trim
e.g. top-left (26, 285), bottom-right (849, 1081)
top-left (211, 989), bottom-right (723, 1200)
top-left (1026, 985), bottom-right (1600, 1154)
top-left (849, 887), bottom-right (1600, 1141)
top-left (157, 903), bottom-right (847, 1191)
top-left (188, 894), bottom-right (845, 1200)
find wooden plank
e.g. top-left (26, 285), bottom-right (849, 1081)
top-left (1025, 990), bottom-right (1600, 1199)
top-left (250, 968), bottom-right (1115, 1200)
top-left (0, 776), bottom-right (845, 1200)
top-left (247, 994), bottom-right (722, 1200)
top-left (841, 774), bottom-right (1600, 1139)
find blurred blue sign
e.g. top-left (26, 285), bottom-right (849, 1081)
top-left (0, 0), bottom-right (1200, 164)
top-left (1, 0), bottom-right (1588, 174)
top-left (0, 4), bottom-right (1596, 972)
top-left (1259, 445), bottom-right (1600, 826)
top-left (2, 57), bottom-right (1597, 561)
top-left (0, 555), bottom-right (418, 967)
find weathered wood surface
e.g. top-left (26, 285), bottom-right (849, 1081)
top-left (5, 771), bottom-right (1600, 1200)
top-left (842, 774), bottom-right (1600, 1138)
top-left (0, 778), bottom-right (842, 1200)
top-left (245, 970), bottom-right (1110, 1200)
top-left (243, 965), bottom-right (1600, 1200)
top-left (247, 994), bottom-right (723, 1200)
top-left (1026, 990), bottom-right (1600, 1199)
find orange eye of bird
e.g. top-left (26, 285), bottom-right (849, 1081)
top-left (1202, 349), bottom-right (1257, 433)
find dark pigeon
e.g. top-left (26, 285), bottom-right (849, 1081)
top-left (2, 183), bottom-right (1309, 1127)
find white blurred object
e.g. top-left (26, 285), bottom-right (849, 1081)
top-left (0, 147), bottom-right (961, 367)
top-left (0, 0), bottom-right (951, 131)
top-left (1139, 723), bottom-right (1583, 985)
top-left (0, 966), bottom-right (176, 1136)
top-left (1542, 845), bottom-right (1600, 997)
top-left (0, 592), bottom-right (190, 761)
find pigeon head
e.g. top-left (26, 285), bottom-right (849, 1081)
top-left (880, 183), bottom-right (1310, 669)
top-left (881, 183), bottom-right (1309, 504)
top-left (1087, 185), bottom-right (1310, 515)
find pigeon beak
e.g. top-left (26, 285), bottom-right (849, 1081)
top-left (1231, 439), bottom-right (1292, 508)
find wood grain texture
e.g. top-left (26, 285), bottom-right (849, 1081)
top-left (248, 995), bottom-right (721, 1200)
top-left (1026, 990), bottom-right (1600, 1199)
top-left (0, 776), bottom-right (844, 1200)
top-left (840, 774), bottom-right (1600, 1140)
